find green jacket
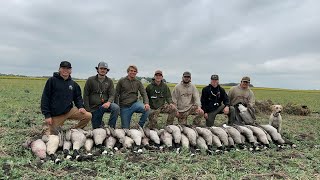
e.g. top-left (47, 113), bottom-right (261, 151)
top-left (146, 80), bottom-right (173, 109)
top-left (83, 75), bottom-right (115, 112)
top-left (115, 76), bottom-right (149, 107)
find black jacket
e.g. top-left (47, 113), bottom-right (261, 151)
top-left (201, 84), bottom-right (230, 113)
top-left (41, 72), bottom-right (84, 118)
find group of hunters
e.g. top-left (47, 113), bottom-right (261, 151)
top-left (41, 61), bottom-right (255, 135)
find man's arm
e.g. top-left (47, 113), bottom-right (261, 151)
top-left (107, 79), bottom-right (115, 103)
top-left (41, 78), bottom-right (52, 119)
top-left (165, 85), bottom-right (173, 104)
top-left (73, 82), bottom-right (84, 109)
top-left (248, 90), bottom-right (255, 107)
top-left (200, 87), bottom-right (208, 113)
top-left (114, 78), bottom-right (122, 105)
top-left (83, 79), bottom-right (91, 112)
top-left (192, 85), bottom-right (201, 107)
top-left (138, 81), bottom-right (149, 104)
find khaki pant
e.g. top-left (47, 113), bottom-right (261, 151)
top-left (177, 105), bottom-right (204, 126)
top-left (45, 107), bottom-right (92, 135)
top-left (148, 104), bottom-right (177, 129)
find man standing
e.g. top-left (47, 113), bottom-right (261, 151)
top-left (41, 61), bottom-right (91, 135)
top-left (115, 65), bottom-right (150, 128)
top-left (171, 71), bottom-right (204, 125)
top-left (146, 70), bottom-right (177, 129)
top-left (201, 74), bottom-right (233, 126)
top-left (228, 76), bottom-right (256, 125)
top-left (83, 62), bottom-right (120, 129)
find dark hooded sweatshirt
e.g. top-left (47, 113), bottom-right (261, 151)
top-left (201, 84), bottom-right (230, 113)
top-left (41, 72), bottom-right (84, 118)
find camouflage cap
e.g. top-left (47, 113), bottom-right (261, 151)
top-left (183, 71), bottom-right (191, 77)
top-left (241, 76), bottom-right (250, 82)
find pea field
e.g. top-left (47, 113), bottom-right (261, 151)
top-left (0, 77), bottom-right (319, 179)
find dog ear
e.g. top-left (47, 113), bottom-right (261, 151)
top-left (270, 105), bottom-right (275, 110)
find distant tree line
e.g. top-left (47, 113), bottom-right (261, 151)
top-left (0, 73), bottom-right (253, 86)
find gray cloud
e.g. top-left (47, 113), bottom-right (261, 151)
top-left (1, 0), bottom-right (319, 89)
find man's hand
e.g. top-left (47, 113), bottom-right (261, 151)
top-left (223, 106), bottom-right (230, 115)
top-left (196, 107), bottom-right (204, 115)
top-left (144, 104), bottom-right (150, 111)
top-left (45, 117), bottom-right (53, 125)
top-left (170, 103), bottom-right (177, 110)
top-left (102, 102), bottom-right (111, 109)
top-left (79, 108), bottom-right (87, 114)
top-left (204, 113), bottom-right (208, 119)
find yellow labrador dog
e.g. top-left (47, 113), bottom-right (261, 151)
top-left (269, 105), bottom-right (283, 133)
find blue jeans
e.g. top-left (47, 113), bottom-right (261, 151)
top-left (91, 103), bottom-right (120, 129)
top-left (120, 101), bottom-right (150, 128)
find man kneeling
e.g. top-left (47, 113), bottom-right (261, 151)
top-left (201, 74), bottom-right (233, 126)
top-left (146, 70), bottom-right (177, 129)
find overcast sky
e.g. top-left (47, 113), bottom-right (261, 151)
top-left (1, 0), bottom-right (320, 90)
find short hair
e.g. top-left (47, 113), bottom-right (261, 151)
top-left (127, 65), bottom-right (138, 73)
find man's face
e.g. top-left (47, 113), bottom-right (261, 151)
top-left (128, 68), bottom-right (137, 78)
top-left (240, 81), bottom-right (250, 89)
top-left (59, 67), bottom-right (72, 77)
top-left (210, 79), bottom-right (219, 87)
top-left (98, 67), bottom-right (108, 76)
top-left (154, 73), bottom-right (163, 82)
top-left (182, 75), bottom-right (191, 83)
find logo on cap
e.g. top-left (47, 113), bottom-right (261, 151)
top-left (241, 76), bottom-right (250, 82)
top-left (96, 61), bottom-right (109, 70)
top-left (211, 74), bottom-right (219, 80)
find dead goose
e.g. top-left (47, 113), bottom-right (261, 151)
top-left (180, 133), bottom-right (190, 149)
top-left (260, 125), bottom-right (285, 145)
top-left (159, 129), bottom-right (173, 149)
top-left (70, 129), bottom-right (87, 160)
top-left (144, 128), bottom-right (161, 148)
top-left (237, 104), bottom-right (255, 125)
top-left (125, 127), bottom-right (145, 152)
top-left (63, 140), bottom-right (72, 159)
top-left (195, 127), bottom-right (215, 151)
top-left (222, 124), bottom-right (244, 149)
top-left (165, 125), bottom-right (183, 148)
top-left (234, 125), bottom-right (259, 150)
top-left (23, 139), bottom-right (47, 161)
top-left (42, 135), bottom-right (61, 164)
top-left (245, 125), bottom-right (270, 147)
top-left (92, 128), bottom-right (107, 154)
top-left (209, 126), bottom-right (229, 146)
top-left (119, 136), bottom-right (135, 150)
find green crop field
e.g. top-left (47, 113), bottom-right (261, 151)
top-left (0, 77), bottom-right (319, 179)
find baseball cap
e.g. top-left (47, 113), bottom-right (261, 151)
top-left (60, 61), bottom-right (72, 68)
top-left (211, 74), bottom-right (219, 80)
top-left (183, 71), bottom-right (191, 77)
top-left (96, 62), bottom-right (109, 70)
top-left (241, 76), bottom-right (250, 82)
top-left (154, 70), bottom-right (163, 76)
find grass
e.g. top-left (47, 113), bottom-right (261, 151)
top-left (0, 77), bottom-right (319, 179)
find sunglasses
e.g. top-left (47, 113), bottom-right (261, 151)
top-left (183, 76), bottom-right (191, 78)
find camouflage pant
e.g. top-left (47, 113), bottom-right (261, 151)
top-left (148, 104), bottom-right (177, 129)
top-left (177, 105), bottom-right (204, 126)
